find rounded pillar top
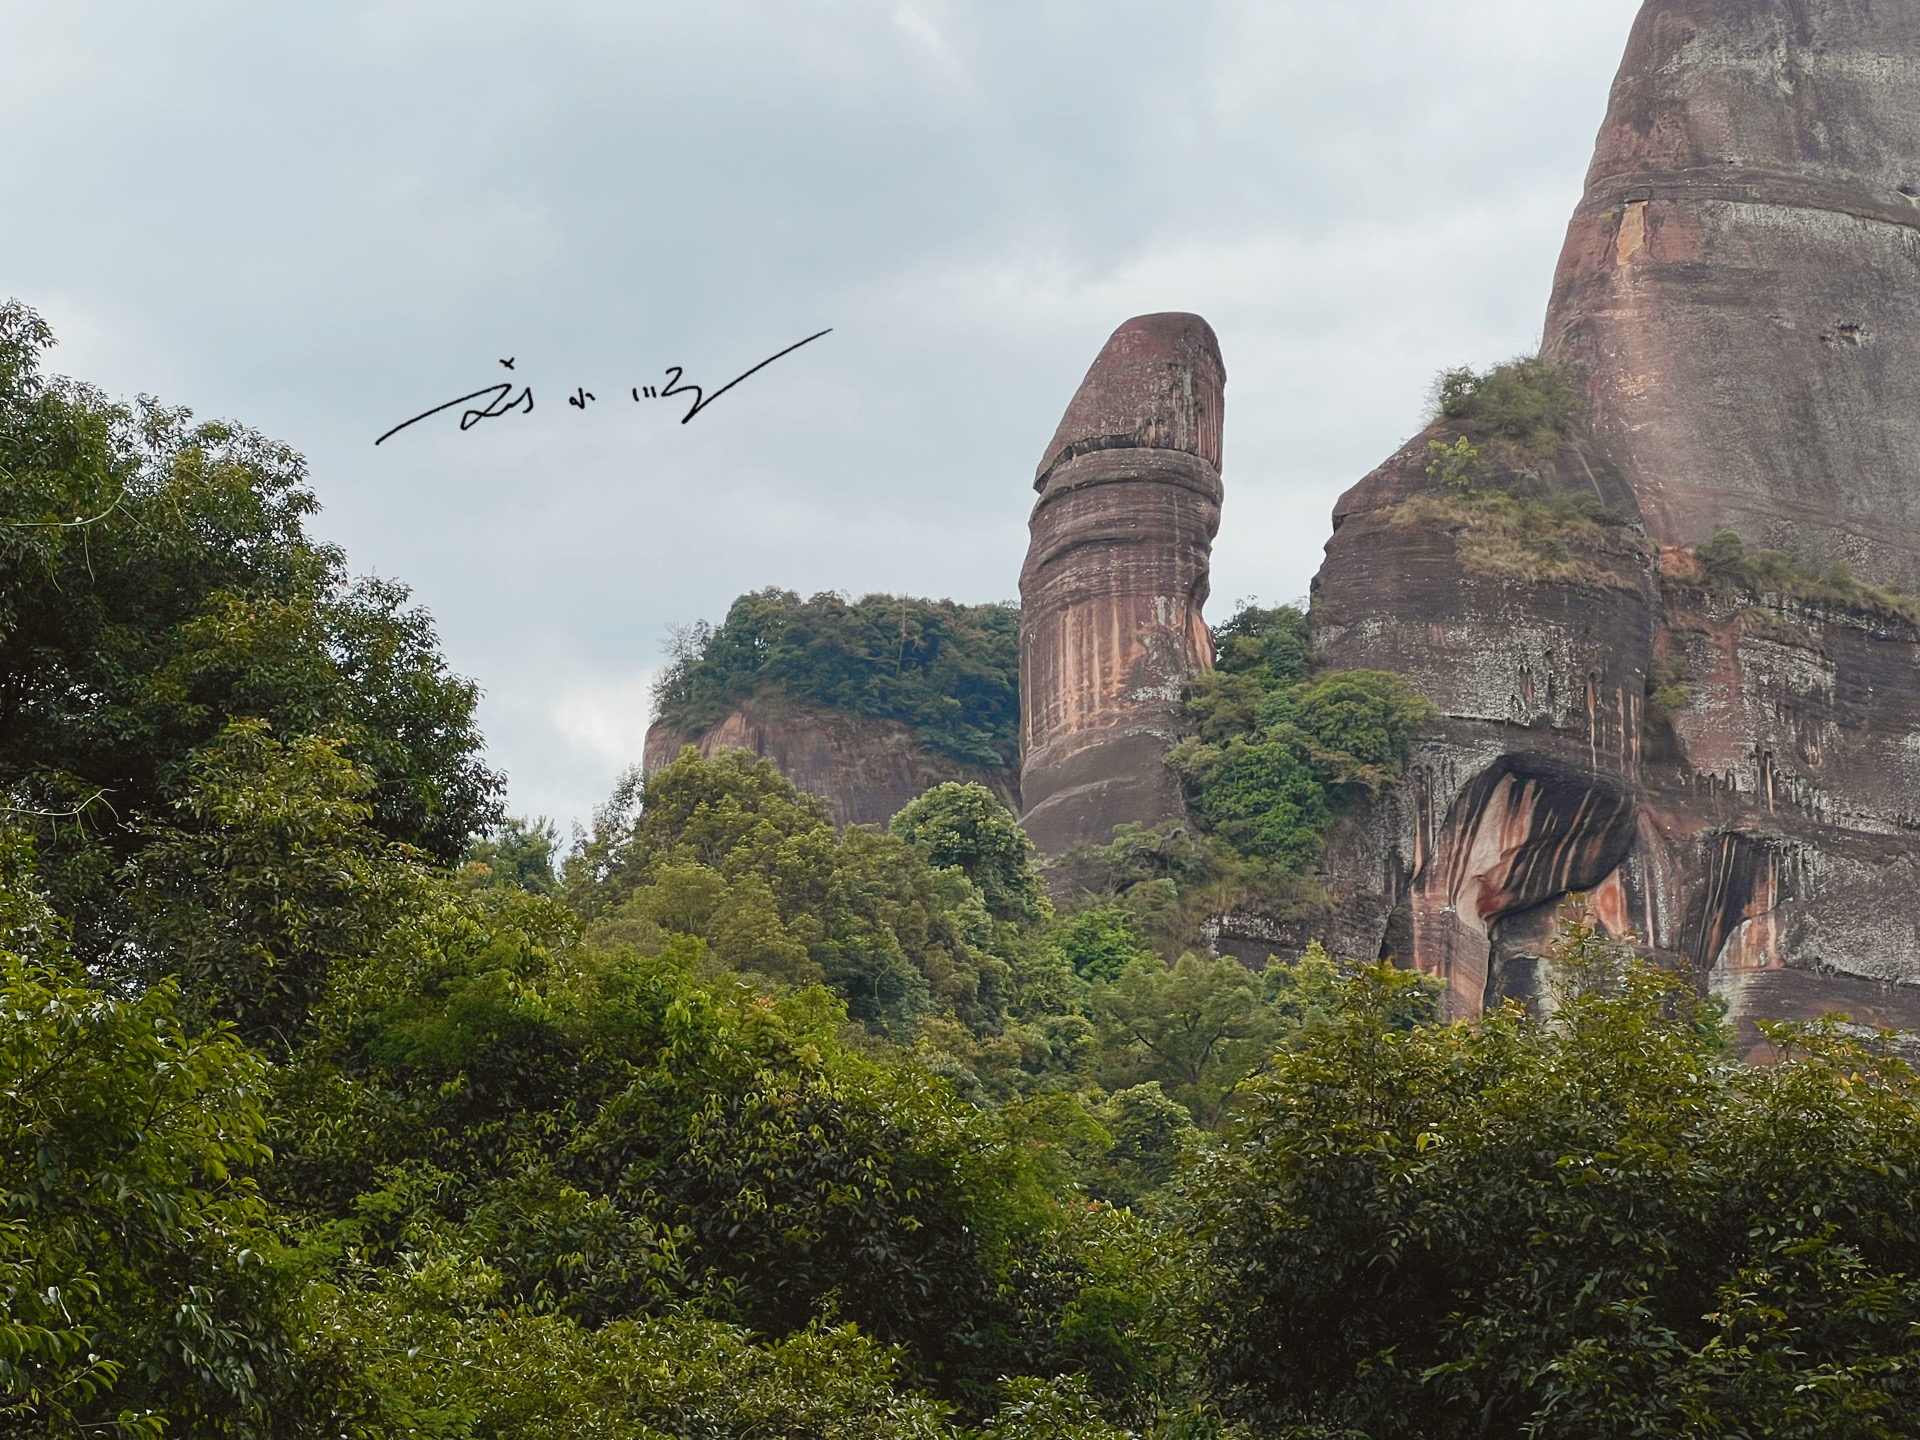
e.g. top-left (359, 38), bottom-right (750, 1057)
top-left (1033, 312), bottom-right (1225, 492)
top-left (1572, 0), bottom-right (1920, 220)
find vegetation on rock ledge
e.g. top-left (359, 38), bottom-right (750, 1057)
top-left (1390, 487), bottom-right (1645, 590)
top-left (1395, 355), bottom-right (1646, 589)
top-left (1161, 603), bottom-right (1433, 879)
top-left (1432, 353), bottom-right (1580, 467)
top-left (651, 588), bottom-right (1022, 769)
top-left (1692, 527), bottom-right (1920, 626)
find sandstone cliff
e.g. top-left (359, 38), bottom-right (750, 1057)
top-left (1310, 0), bottom-right (1920, 1045)
top-left (641, 694), bottom-right (1019, 830)
top-left (1017, 313), bottom-right (1224, 854)
top-left (1544, 0), bottom-right (1920, 587)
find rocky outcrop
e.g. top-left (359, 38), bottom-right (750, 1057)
top-left (1311, 426), bottom-right (1661, 1016)
top-left (1017, 313), bottom-right (1225, 854)
top-left (1310, 0), bottom-right (1920, 1045)
top-left (642, 694), bottom-right (1018, 829)
top-left (1544, 0), bottom-right (1920, 588)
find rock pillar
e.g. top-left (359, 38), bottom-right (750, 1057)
top-left (1017, 313), bottom-right (1224, 855)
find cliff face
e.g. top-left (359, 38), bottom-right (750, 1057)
top-left (1311, 0), bottom-right (1920, 1042)
top-left (642, 695), bottom-right (1019, 829)
top-left (1544, 0), bottom-right (1920, 587)
top-left (1017, 313), bottom-right (1224, 854)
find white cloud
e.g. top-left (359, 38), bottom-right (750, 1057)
top-left (0, 0), bottom-right (1645, 832)
top-left (548, 671), bottom-right (657, 772)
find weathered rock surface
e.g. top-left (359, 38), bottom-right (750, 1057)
top-left (1544, 0), bottom-right (1920, 588)
top-left (1311, 426), bottom-right (1661, 1017)
top-left (1310, 0), bottom-right (1920, 1044)
top-left (642, 694), bottom-right (1019, 829)
top-left (1018, 313), bottom-right (1224, 854)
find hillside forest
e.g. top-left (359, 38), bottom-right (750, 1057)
top-left (11, 299), bottom-right (1920, 1438)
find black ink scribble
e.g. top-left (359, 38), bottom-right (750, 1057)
top-left (374, 383), bottom-right (533, 446)
top-left (462, 385), bottom-right (534, 430)
top-left (637, 328), bottom-right (832, 424)
top-left (376, 329), bottom-right (830, 444)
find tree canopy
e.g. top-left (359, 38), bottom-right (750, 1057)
top-left (650, 588), bottom-right (1021, 770)
top-left (0, 299), bottom-right (499, 969)
top-left (12, 298), bottom-right (1920, 1440)
top-left (1169, 603), bottom-right (1433, 874)
top-left (1194, 912), bottom-right (1920, 1439)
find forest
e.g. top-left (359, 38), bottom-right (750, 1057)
top-left (11, 296), bottom-right (1920, 1439)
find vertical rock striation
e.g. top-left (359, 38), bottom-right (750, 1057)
top-left (1311, 0), bottom-right (1920, 1042)
top-left (1018, 313), bottom-right (1224, 854)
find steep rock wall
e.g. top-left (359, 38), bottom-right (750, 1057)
top-left (642, 694), bottom-right (1019, 829)
top-left (1018, 313), bottom-right (1224, 854)
top-left (1312, 427), bottom-right (1661, 1018)
top-left (1543, 0), bottom-right (1920, 587)
top-left (1310, 0), bottom-right (1920, 1043)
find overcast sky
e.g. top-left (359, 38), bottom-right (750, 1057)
top-left (2, 0), bottom-right (1642, 832)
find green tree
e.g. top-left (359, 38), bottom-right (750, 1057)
top-left (1174, 733), bottom-right (1329, 871)
top-left (1193, 916), bottom-right (1920, 1439)
top-left (1275, 669), bottom-right (1434, 797)
top-left (1093, 953), bottom-right (1277, 1128)
top-left (1185, 604), bottom-right (1310, 744)
top-left (0, 836), bottom-right (299, 1436)
top-left (1084, 1084), bottom-right (1196, 1211)
top-left (652, 588), bottom-right (1021, 769)
top-left (1087, 946), bottom-right (1412, 1133)
top-left (1047, 907), bottom-right (1155, 984)
top-left (1208, 603), bottom-right (1310, 688)
top-left (891, 782), bottom-right (1046, 924)
top-left (270, 887), bottom-right (1168, 1415)
top-left (462, 817), bottom-right (561, 895)
top-left (0, 300), bottom-right (499, 961)
top-left (567, 749), bottom-right (1015, 1034)
top-left (1171, 621), bottom-right (1433, 873)
top-left (122, 718), bottom-right (426, 1052)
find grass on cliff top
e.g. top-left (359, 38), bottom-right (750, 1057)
top-left (652, 588), bottom-right (1021, 769)
top-left (1693, 529), bottom-right (1920, 626)
top-left (1394, 355), bottom-right (1646, 590)
top-left (1387, 488), bottom-right (1645, 590)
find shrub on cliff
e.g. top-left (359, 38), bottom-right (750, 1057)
top-left (651, 588), bottom-right (1022, 769)
top-left (1402, 355), bottom-right (1661, 590)
top-left (1173, 606), bottom-right (1433, 875)
top-left (1694, 527), bottom-right (1920, 624)
top-left (1433, 353), bottom-right (1579, 466)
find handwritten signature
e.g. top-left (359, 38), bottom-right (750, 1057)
top-left (374, 328), bottom-right (831, 446)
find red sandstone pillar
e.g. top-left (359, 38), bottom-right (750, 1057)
top-left (1017, 313), bottom-right (1225, 855)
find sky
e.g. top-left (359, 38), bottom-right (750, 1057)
top-left (1, 0), bottom-right (1643, 833)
